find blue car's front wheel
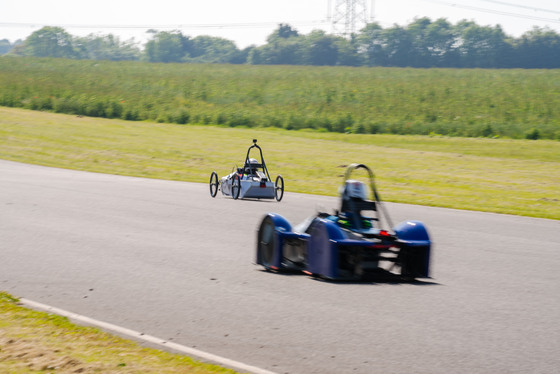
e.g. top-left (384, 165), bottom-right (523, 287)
top-left (257, 215), bottom-right (280, 271)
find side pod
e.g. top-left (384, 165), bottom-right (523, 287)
top-left (393, 220), bottom-right (432, 278)
top-left (306, 218), bottom-right (346, 279)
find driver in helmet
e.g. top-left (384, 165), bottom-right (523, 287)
top-left (245, 158), bottom-right (259, 175)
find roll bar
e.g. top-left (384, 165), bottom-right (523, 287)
top-left (243, 139), bottom-right (271, 180)
top-left (342, 163), bottom-right (394, 230)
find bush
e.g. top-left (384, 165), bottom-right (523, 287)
top-left (29, 96), bottom-right (53, 111)
top-left (123, 109), bottom-right (140, 121)
top-left (226, 112), bottom-right (253, 127)
top-left (481, 124), bottom-right (494, 138)
top-left (106, 101), bottom-right (123, 118)
top-left (173, 109), bottom-right (190, 124)
top-left (525, 128), bottom-right (540, 140)
top-left (0, 93), bottom-right (19, 107)
top-left (284, 115), bottom-right (305, 130)
top-left (53, 97), bottom-right (83, 115)
top-left (333, 114), bottom-right (353, 133)
top-left (84, 100), bottom-right (106, 117)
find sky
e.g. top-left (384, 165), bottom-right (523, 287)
top-left (2, 0), bottom-right (560, 48)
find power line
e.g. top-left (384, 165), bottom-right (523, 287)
top-left (416, 0), bottom-right (560, 24)
top-left (0, 20), bottom-right (329, 31)
top-left (477, 0), bottom-right (560, 15)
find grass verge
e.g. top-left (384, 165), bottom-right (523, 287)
top-left (1, 107), bottom-right (558, 219)
top-left (0, 292), bottom-right (238, 373)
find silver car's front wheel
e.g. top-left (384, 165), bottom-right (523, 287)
top-left (275, 175), bottom-right (284, 201)
top-left (232, 173), bottom-right (241, 200)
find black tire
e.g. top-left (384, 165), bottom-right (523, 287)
top-left (209, 171), bottom-right (219, 197)
top-left (232, 173), bottom-right (241, 200)
top-left (275, 175), bottom-right (284, 201)
top-left (400, 245), bottom-right (430, 279)
top-left (258, 216), bottom-right (277, 270)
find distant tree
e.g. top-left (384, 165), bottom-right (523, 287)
top-left (381, 25), bottom-right (414, 67)
top-left (247, 23), bottom-right (304, 65)
top-left (4, 40), bottom-right (24, 55)
top-left (20, 26), bottom-right (77, 58)
top-left (406, 17), bottom-right (434, 67)
top-left (356, 22), bottom-right (386, 66)
top-left (249, 27), bottom-right (305, 65)
top-left (11, 18), bottom-right (560, 68)
top-left (144, 31), bottom-right (191, 63)
top-left (516, 27), bottom-right (560, 68)
top-left (425, 19), bottom-right (461, 67)
top-left (229, 46), bottom-right (254, 64)
top-left (248, 38), bottom-right (303, 65)
top-left (185, 35), bottom-right (240, 63)
top-left (359, 18), bottom-right (460, 68)
top-left (302, 30), bottom-right (339, 65)
top-left (0, 39), bottom-right (12, 54)
top-left (74, 34), bottom-right (140, 61)
top-left (336, 35), bottom-right (364, 66)
top-left (267, 23), bottom-right (300, 43)
top-left (455, 21), bottom-right (513, 68)
top-left (408, 18), bottom-right (459, 67)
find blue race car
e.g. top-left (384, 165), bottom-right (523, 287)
top-left (256, 164), bottom-right (431, 281)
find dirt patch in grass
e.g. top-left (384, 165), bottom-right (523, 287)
top-left (0, 336), bottom-right (90, 372)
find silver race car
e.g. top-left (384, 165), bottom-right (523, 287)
top-left (209, 139), bottom-right (284, 201)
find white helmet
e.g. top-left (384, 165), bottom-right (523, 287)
top-left (342, 180), bottom-right (368, 200)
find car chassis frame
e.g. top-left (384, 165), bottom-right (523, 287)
top-left (210, 139), bottom-right (284, 201)
top-left (256, 163), bottom-right (431, 281)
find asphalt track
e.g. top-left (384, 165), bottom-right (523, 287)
top-left (1, 159), bottom-right (559, 374)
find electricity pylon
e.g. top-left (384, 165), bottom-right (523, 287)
top-left (329, 0), bottom-right (374, 37)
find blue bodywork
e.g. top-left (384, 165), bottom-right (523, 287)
top-left (256, 164), bottom-right (432, 281)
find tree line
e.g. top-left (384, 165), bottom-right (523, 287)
top-left (2, 18), bottom-right (560, 68)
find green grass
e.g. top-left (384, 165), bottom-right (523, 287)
top-left (1, 57), bottom-right (560, 139)
top-left (1, 107), bottom-right (559, 219)
top-left (0, 292), bottom-right (239, 373)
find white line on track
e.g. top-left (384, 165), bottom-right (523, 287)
top-left (20, 298), bottom-right (278, 374)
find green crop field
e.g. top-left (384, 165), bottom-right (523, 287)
top-left (1, 107), bottom-right (559, 219)
top-left (1, 56), bottom-right (560, 139)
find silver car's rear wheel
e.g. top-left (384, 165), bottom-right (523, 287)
top-left (209, 171), bottom-right (219, 197)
